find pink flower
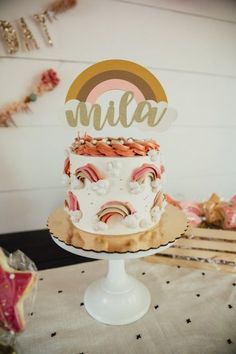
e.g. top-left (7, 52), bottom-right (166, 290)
top-left (178, 201), bottom-right (202, 216)
top-left (41, 69), bottom-right (60, 88)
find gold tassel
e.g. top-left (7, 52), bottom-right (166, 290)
top-left (18, 17), bottom-right (39, 51)
top-left (33, 11), bottom-right (53, 46)
top-left (0, 20), bottom-right (19, 54)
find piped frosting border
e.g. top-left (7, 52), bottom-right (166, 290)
top-left (71, 135), bottom-right (160, 157)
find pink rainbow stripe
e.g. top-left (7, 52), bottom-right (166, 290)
top-left (68, 191), bottom-right (80, 211)
top-left (75, 164), bottom-right (104, 183)
top-left (132, 163), bottom-right (161, 182)
top-left (86, 79), bottom-right (145, 104)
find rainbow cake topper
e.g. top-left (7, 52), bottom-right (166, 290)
top-left (64, 59), bottom-right (177, 138)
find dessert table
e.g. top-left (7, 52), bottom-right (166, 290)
top-left (18, 259), bottom-right (236, 354)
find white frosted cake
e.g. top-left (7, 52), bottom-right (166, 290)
top-left (63, 135), bottom-right (166, 236)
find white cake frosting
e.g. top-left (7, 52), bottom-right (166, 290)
top-left (63, 136), bottom-right (166, 236)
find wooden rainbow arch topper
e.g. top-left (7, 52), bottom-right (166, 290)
top-left (64, 59), bottom-right (177, 137)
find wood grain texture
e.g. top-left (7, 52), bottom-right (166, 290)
top-left (175, 238), bottom-right (236, 252)
top-left (145, 255), bottom-right (235, 273)
top-left (145, 228), bottom-right (236, 273)
top-left (189, 228), bottom-right (236, 240)
top-left (161, 247), bottom-right (236, 263)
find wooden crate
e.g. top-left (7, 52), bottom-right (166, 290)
top-left (145, 228), bottom-right (236, 273)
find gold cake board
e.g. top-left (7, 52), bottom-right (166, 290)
top-left (47, 205), bottom-right (188, 254)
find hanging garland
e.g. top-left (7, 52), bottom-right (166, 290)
top-left (0, 0), bottom-right (77, 54)
top-left (0, 69), bottom-right (60, 127)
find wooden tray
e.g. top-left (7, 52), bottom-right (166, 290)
top-left (145, 227), bottom-right (236, 273)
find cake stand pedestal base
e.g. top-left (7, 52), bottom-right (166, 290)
top-left (48, 205), bottom-right (188, 325)
top-left (84, 259), bottom-right (150, 325)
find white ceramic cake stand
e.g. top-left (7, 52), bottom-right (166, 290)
top-left (51, 236), bottom-right (175, 325)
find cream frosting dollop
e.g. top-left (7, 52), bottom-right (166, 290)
top-left (91, 179), bottom-right (110, 195)
top-left (70, 210), bottom-right (82, 222)
top-left (107, 160), bottom-right (122, 177)
top-left (151, 179), bottom-right (161, 192)
top-left (129, 181), bottom-right (144, 194)
top-left (72, 178), bottom-right (84, 190)
top-left (150, 206), bottom-right (161, 222)
top-left (61, 174), bottom-right (70, 185)
top-left (94, 220), bottom-right (109, 231)
top-left (148, 149), bottom-right (159, 162)
top-left (139, 218), bottom-right (152, 229)
top-left (122, 214), bottom-right (139, 228)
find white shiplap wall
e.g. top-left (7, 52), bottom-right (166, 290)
top-left (0, 0), bottom-right (236, 234)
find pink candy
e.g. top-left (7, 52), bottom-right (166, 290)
top-left (183, 211), bottom-right (202, 227)
top-left (177, 201), bottom-right (203, 227)
top-left (167, 194), bottom-right (236, 230)
top-left (221, 205), bottom-right (236, 230)
top-left (178, 201), bottom-right (202, 216)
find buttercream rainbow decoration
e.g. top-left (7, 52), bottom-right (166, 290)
top-left (132, 163), bottom-right (161, 184)
top-left (64, 191), bottom-right (82, 222)
top-left (152, 191), bottom-right (165, 210)
top-left (63, 157), bottom-right (70, 177)
top-left (65, 59), bottom-right (167, 105)
top-left (65, 191), bottom-right (80, 211)
top-left (150, 191), bottom-right (166, 222)
top-left (97, 201), bottom-right (135, 224)
top-left (62, 157), bottom-right (71, 185)
top-left (74, 163), bottom-right (104, 186)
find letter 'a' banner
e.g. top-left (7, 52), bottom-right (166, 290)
top-left (64, 59), bottom-right (177, 138)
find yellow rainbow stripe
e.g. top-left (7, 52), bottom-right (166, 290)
top-left (65, 59), bottom-right (167, 104)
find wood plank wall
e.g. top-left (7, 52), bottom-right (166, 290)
top-left (0, 0), bottom-right (235, 233)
